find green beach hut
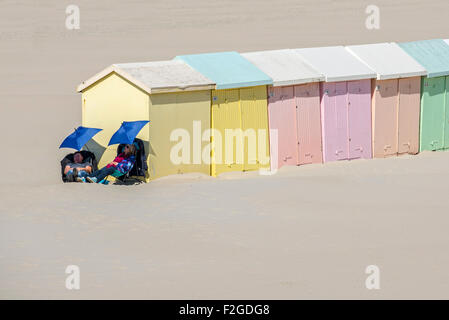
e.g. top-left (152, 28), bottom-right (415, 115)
top-left (398, 39), bottom-right (449, 152)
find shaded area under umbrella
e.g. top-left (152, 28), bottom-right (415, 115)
top-left (59, 126), bottom-right (103, 151)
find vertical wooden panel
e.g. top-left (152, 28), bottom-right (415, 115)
top-left (211, 89), bottom-right (242, 176)
top-left (321, 82), bottom-right (348, 162)
top-left (420, 76), bottom-right (446, 151)
top-left (254, 86), bottom-right (271, 170)
top-left (240, 87), bottom-right (258, 171)
top-left (240, 86), bottom-right (270, 171)
top-left (295, 82), bottom-right (323, 165)
top-left (372, 79), bottom-right (399, 158)
top-left (444, 76), bottom-right (449, 150)
top-left (398, 77), bottom-right (421, 154)
top-left (267, 86), bottom-right (297, 169)
top-left (335, 82), bottom-right (349, 160)
top-left (347, 80), bottom-right (372, 160)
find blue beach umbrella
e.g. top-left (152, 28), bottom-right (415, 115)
top-left (59, 126), bottom-right (103, 151)
top-left (108, 120), bottom-right (150, 146)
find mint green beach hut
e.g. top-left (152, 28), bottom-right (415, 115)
top-left (398, 39), bottom-right (449, 152)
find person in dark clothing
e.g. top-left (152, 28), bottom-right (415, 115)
top-left (64, 151), bottom-right (93, 182)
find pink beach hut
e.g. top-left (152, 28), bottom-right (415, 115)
top-left (346, 43), bottom-right (427, 157)
top-left (242, 49), bottom-right (325, 170)
top-left (295, 46), bottom-right (376, 162)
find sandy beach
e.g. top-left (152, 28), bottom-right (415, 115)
top-left (1, 0), bottom-right (449, 299)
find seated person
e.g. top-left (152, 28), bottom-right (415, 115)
top-left (64, 151), bottom-right (93, 181)
top-left (78, 144), bottom-right (136, 183)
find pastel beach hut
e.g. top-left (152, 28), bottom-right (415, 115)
top-left (346, 42), bottom-right (427, 157)
top-left (398, 39), bottom-right (449, 152)
top-left (176, 51), bottom-right (273, 176)
top-left (294, 46), bottom-right (376, 162)
top-left (77, 60), bottom-right (215, 181)
top-left (241, 49), bottom-right (325, 170)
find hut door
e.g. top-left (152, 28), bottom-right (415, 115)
top-left (398, 77), bottom-right (421, 154)
top-left (444, 76), bottom-right (449, 150)
top-left (211, 89), bottom-right (243, 176)
top-left (240, 86), bottom-right (270, 171)
top-left (372, 79), bottom-right (399, 157)
top-left (347, 80), bottom-right (372, 160)
top-left (295, 82), bottom-right (323, 165)
top-left (321, 82), bottom-right (348, 161)
top-left (420, 77), bottom-right (446, 151)
top-left (268, 86), bottom-right (297, 169)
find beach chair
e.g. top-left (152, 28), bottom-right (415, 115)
top-left (60, 150), bottom-right (98, 182)
top-left (101, 138), bottom-right (147, 184)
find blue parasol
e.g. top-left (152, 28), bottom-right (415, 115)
top-left (108, 120), bottom-right (149, 146)
top-left (59, 126), bottom-right (103, 151)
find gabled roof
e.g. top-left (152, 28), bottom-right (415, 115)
top-left (76, 60), bottom-right (215, 93)
top-left (346, 42), bottom-right (427, 80)
top-left (294, 46), bottom-right (376, 82)
top-left (241, 49), bottom-right (324, 86)
top-left (397, 39), bottom-right (449, 78)
top-left (175, 51), bottom-right (273, 89)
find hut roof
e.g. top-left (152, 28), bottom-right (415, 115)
top-left (176, 51), bottom-right (273, 89)
top-left (397, 39), bottom-right (449, 78)
top-left (346, 42), bottom-right (427, 80)
top-left (294, 46), bottom-right (376, 82)
top-left (76, 60), bottom-right (215, 93)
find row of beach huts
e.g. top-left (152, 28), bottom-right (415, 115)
top-left (77, 39), bottom-right (449, 181)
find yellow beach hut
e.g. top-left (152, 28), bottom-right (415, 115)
top-left (176, 52), bottom-right (273, 176)
top-left (76, 60), bottom-right (215, 181)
